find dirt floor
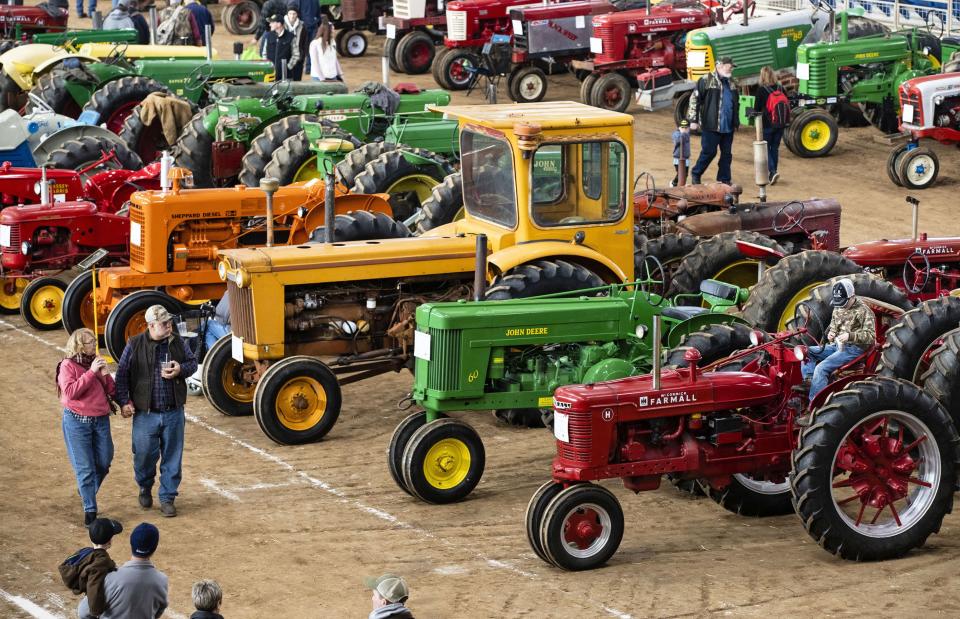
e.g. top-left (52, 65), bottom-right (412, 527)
top-left (2, 3), bottom-right (960, 618)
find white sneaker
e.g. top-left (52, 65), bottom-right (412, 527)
top-left (187, 364), bottom-right (204, 396)
top-left (770, 172), bottom-right (780, 185)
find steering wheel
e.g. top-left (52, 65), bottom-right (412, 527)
top-left (791, 300), bottom-right (826, 347)
top-left (634, 171), bottom-right (658, 217)
top-left (185, 63), bottom-right (215, 93)
top-left (772, 200), bottom-right (805, 233)
top-left (925, 11), bottom-right (945, 39)
top-left (807, 0), bottom-right (833, 13)
top-left (107, 41), bottom-right (130, 65)
top-left (902, 249), bottom-right (931, 294)
top-left (358, 97), bottom-right (377, 136)
top-left (638, 254), bottom-right (667, 305)
top-left (558, 216), bottom-right (587, 224)
top-left (261, 79), bottom-right (292, 107)
top-left (27, 91), bottom-right (54, 114)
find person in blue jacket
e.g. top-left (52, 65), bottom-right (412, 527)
top-left (185, 0), bottom-right (215, 44)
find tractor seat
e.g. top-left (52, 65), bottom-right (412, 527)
top-left (393, 83), bottom-right (421, 94)
top-left (700, 279), bottom-right (740, 302)
top-left (661, 305), bottom-right (710, 321)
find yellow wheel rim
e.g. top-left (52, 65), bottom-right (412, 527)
top-left (777, 281), bottom-right (824, 331)
top-left (422, 437), bottom-right (471, 489)
top-left (29, 284), bottom-right (65, 325)
top-left (386, 173), bottom-right (439, 203)
top-left (221, 359), bottom-right (255, 403)
top-left (800, 119), bottom-right (832, 152)
top-left (711, 260), bottom-right (761, 300)
top-left (0, 277), bottom-right (28, 310)
top-left (293, 156), bottom-right (321, 182)
top-left (276, 376), bottom-right (327, 431)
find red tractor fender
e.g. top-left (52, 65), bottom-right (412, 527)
top-left (83, 162), bottom-right (162, 213)
top-left (486, 240), bottom-right (629, 284)
top-left (808, 372), bottom-right (875, 412)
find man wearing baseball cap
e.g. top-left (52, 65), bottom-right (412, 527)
top-left (365, 573), bottom-right (413, 619)
top-left (686, 55), bottom-right (740, 185)
top-left (115, 305), bottom-right (198, 518)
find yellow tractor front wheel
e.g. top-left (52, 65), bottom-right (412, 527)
top-left (400, 418), bottom-right (485, 504)
top-left (786, 108), bottom-right (839, 158)
top-left (202, 334), bottom-right (256, 416)
top-left (0, 276), bottom-right (29, 314)
top-left (254, 356), bottom-right (342, 445)
top-left (20, 276), bottom-right (67, 330)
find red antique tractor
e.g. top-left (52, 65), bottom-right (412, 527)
top-left (0, 3), bottom-right (68, 44)
top-left (526, 307), bottom-right (957, 571)
top-left (383, 0), bottom-right (447, 75)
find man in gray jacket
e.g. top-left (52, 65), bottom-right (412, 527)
top-left (79, 522), bottom-right (168, 619)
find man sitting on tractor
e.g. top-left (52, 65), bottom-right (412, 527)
top-left (800, 279), bottom-right (876, 399)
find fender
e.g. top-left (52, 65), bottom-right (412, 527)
top-left (665, 313), bottom-right (747, 349)
top-left (487, 241), bottom-right (628, 284)
top-left (32, 125), bottom-right (128, 166)
top-left (808, 372), bottom-right (874, 412)
top-left (28, 53), bottom-right (99, 88)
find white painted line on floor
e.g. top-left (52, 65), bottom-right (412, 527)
top-left (0, 588), bottom-right (64, 619)
top-left (0, 319), bottom-right (67, 353)
top-left (200, 478), bottom-right (241, 502)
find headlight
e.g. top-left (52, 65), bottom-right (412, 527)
top-left (33, 181), bottom-right (40, 195)
top-left (297, 206), bottom-right (308, 220)
top-left (21, 241), bottom-right (31, 255)
top-left (793, 345), bottom-right (806, 361)
top-left (634, 324), bottom-right (647, 339)
top-left (217, 261), bottom-right (228, 281)
top-left (749, 330), bottom-right (764, 347)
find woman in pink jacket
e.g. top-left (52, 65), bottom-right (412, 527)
top-left (58, 328), bottom-right (117, 526)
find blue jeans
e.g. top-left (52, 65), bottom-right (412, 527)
top-left (62, 410), bottom-right (114, 513)
top-left (76, 0), bottom-right (96, 15)
top-left (802, 343), bottom-right (864, 398)
top-left (204, 320), bottom-right (230, 352)
top-left (691, 130), bottom-right (734, 184)
top-left (132, 408), bottom-right (185, 503)
top-left (763, 126), bottom-right (784, 175)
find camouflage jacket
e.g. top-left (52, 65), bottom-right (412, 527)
top-left (826, 298), bottom-right (876, 349)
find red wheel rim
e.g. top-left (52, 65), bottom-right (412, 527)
top-left (449, 59), bottom-right (472, 85)
top-left (602, 84), bottom-right (623, 108)
top-left (237, 8), bottom-right (255, 28)
top-left (563, 507), bottom-right (604, 550)
top-left (105, 101), bottom-right (140, 135)
top-left (409, 40), bottom-right (432, 71)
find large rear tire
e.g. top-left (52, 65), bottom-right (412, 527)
top-left (923, 331), bottom-right (960, 424)
top-left (262, 123), bottom-right (361, 186)
top-left (239, 114), bottom-right (318, 188)
top-left (384, 37), bottom-right (401, 73)
top-left (172, 105), bottom-right (216, 187)
top-left (310, 210), bottom-right (411, 242)
top-left (254, 356), bottom-right (342, 445)
top-left (334, 142), bottom-right (394, 188)
top-left (705, 472), bottom-right (793, 517)
top-left (223, 0), bottom-right (261, 35)
top-left (103, 290), bottom-right (182, 361)
top-left (46, 135), bottom-right (143, 180)
top-left (83, 76), bottom-right (169, 136)
top-left (202, 334), bottom-right (255, 417)
top-left (664, 321), bottom-right (758, 368)
top-left (636, 232), bottom-right (698, 295)
top-left (119, 103), bottom-right (174, 164)
top-left (28, 68), bottom-right (84, 118)
top-left (350, 149), bottom-right (453, 223)
top-left (878, 296), bottom-right (960, 384)
top-left (414, 172), bottom-right (463, 235)
top-left (667, 231), bottom-right (786, 298)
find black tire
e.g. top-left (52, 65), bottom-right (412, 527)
top-left (436, 48), bottom-right (479, 91)
top-left (388, 411), bottom-right (446, 495)
top-left (886, 143), bottom-right (909, 187)
top-left (223, 0), bottom-right (261, 35)
top-left (923, 331), bottom-right (960, 423)
top-left (878, 296), bottom-right (960, 384)
top-left (202, 334), bottom-right (255, 417)
top-left (705, 473), bottom-right (793, 517)
top-left (335, 142), bottom-right (395, 189)
top-left (539, 483), bottom-right (624, 571)
top-left (508, 65), bottom-right (548, 103)
top-left (262, 123), bottom-right (361, 186)
top-left (667, 231), bottom-right (786, 298)
top-left (29, 68), bottom-right (84, 118)
top-left (103, 290), bottom-right (182, 361)
top-left (414, 172), bottom-right (462, 235)
top-left (664, 321), bottom-right (758, 368)
top-left (739, 251), bottom-right (862, 332)
top-left (396, 30), bottom-right (435, 75)
top-left (400, 418), bottom-right (485, 504)
top-left (485, 259), bottom-right (605, 301)
top-left (338, 30), bottom-right (368, 58)
top-left (119, 103), bottom-right (174, 164)
top-left (253, 356), bottom-right (342, 445)
top-left (0, 70), bottom-right (24, 112)
top-left (384, 37), bottom-right (401, 74)
top-left (239, 114), bottom-right (318, 188)
top-left (310, 210), bottom-right (411, 242)
top-left (172, 105), bottom-right (216, 187)
top-left (46, 135), bottom-right (143, 177)
top-left (525, 480), bottom-right (566, 562)
top-left (62, 271), bottom-right (98, 334)
top-left (20, 276), bottom-right (67, 331)
top-left (897, 147), bottom-right (939, 190)
top-left (637, 232), bottom-right (698, 295)
top-left (667, 474), bottom-right (706, 497)
top-left (350, 149), bottom-right (453, 222)
top-left (785, 108), bottom-right (838, 158)
top-left (673, 90), bottom-right (693, 128)
top-left (589, 72), bottom-right (631, 112)
top-left (83, 76), bottom-right (168, 135)
top-left (579, 73), bottom-right (597, 105)
top-left (791, 377), bottom-right (958, 561)
top-left (431, 46), bottom-right (454, 89)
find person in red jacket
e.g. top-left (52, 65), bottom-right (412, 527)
top-left (58, 328), bottom-right (117, 526)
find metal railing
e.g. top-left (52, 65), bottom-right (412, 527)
top-left (751, 0), bottom-right (959, 37)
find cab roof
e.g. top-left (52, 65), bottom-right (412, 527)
top-left (429, 101), bottom-right (633, 130)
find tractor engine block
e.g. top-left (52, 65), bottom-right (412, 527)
top-left (500, 341), bottom-right (631, 393)
top-left (933, 96), bottom-right (960, 129)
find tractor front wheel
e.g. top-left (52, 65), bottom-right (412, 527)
top-left (886, 143), bottom-right (910, 187)
top-left (389, 411), bottom-right (446, 495)
top-left (396, 30), bottom-right (435, 75)
top-left (202, 333), bottom-right (255, 417)
top-left (897, 147), bottom-right (939, 190)
top-left (437, 48), bottom-right (480, 91)
top-left (223, 0), bottom-right (261, 35)
top-left (400, 418), bottom-right (485, 504)
top-left (579, 73), bottom-right (597, 105)
top-left (103, 290), bottom-right (183, 360)
top-left (785, 109), bottom-right (838, 158)
top-left (20, 277), bottom-right (66, 330)
top-left (431, 47), bottom-right (454, 89)
top-left (589, 72), bottom-right (631, 113)
top-left (538, 483), bottom-right (624, 571)
top-left (0, 277), bottom-right (28, 315)
top-left (879, 296), bottom-right (960, 384)
top-left (336, 30), bottom-right (368, 58)
top-left (62, 272), bottom-right (101, 334)
top-left (254, 356), bottom-right (342, 445)
top-left (792, 377), bottom-right (957, 560)
top-left (525, 480), bottom-right (566, 562)
top-left (508, 65), bottom-right (548, 103)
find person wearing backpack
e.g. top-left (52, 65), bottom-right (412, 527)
top-left (59, 518), bottom-right (122, 617)
top-left (756, 66), bottom-right (790, 185)
top-left (158, 0), bottom-right (201, 46)
top-left (58, 328), bottom-right (118, 526)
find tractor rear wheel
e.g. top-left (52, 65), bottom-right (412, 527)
top-left (223, 0), bottom-right (261, 35)
top-left (337, 30), bottom-right (368, 58)
top-left (172, 105), bottom-right (217, 187)
top-left (202, 333), bottom-right (255, 417)
top-left (62, 272), bottom-right (99, 334)
top-left (388, 411), bottom-right (447, 495)
top-left (589, 72), bottom-right (631, 112)
top-left (525, 480), bottom-right (566, 562)
top-left (29, 69), bottom-right (83, 118)
top-left (350, 149), bottom-right (454, 223)
top-left (878, 296), bottom-right (960, 384)
top-left (538, 483), bottom-right (624, 571)
top-left (84, 76), bottom-right (169, 136)
top-left (119, 104), bottom-right (173, 165)
top-left (400, 418), bottom-right (485, 504)
top-left (0, 71), bottom-right (23, 112)
top-left (415, 171), bottom-right (463, 235)
top-left (254, 356), bottom-right (342, 445)
top-left (396, 30), bottom-right (435, 75)
top-left (384, 38), bottom-right (401, 73)
top-left (706, 472), bottom-right (793, 517)
top-left (636, 232), bottom-right (699, 296)
top-left (897, 147), bottom-right (939, 190)
top-left (239, 114), bottom-right (319, 188)
top-left (739, 250), bottom-right (862, 333)
top-left (0, 277), bottom-right (28, 315)
top-left (923, 331), bottom-right (960, 423)
top-left (664, 322), bottom-right (758, 368)
top-left (46, 135), bottom-right (143, 181)
top-left (886, 143), bottom-right (909, 187)
top-left (667, 231), bottom-right (786, 298)
top-left (436, 48), bottom-right (480, 91)
top-left (508, 65), bottom-right (548, 103)
top-left (667, 475), bottom-right (706, 497)
top-left (785, 108), bottom-right (838, 158)
top-left (104, 290), bottom-right (182, 361)
top-left (310, 210), bottom-right (411, 243)
top-left (20, 276), bottom-right (66, 330)
top-left (335, 142), bottom-right (394, 188)
top-left (262, 124), bottom-right (361, 186)
top-left (792, 377), bottom-right (958, 560)
top-left (578, 73), bottom-right (597, 105)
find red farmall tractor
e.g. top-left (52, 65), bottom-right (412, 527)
top-left (526, 310), bottom-right (958, 571)
top-left (887, 71), bottom-right (960, 189)
top-left (0, 3), bottom-right (68, 47)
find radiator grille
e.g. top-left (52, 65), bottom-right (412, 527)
top-left (686, 43), bottom-right (713, 81)
top-left (804, 60), bottom-right (828, 95)
top-left (558, 410), bottom-right (593, 463)
top-left (394, 0), bottom-right (411, 19)
top-left (447, 10), bottom-right (467, 40)
top-left (900, 91), bottom-right (922, 125)
top-left (593, 24), bottom-right (617, 65)
top-left (129, 207), bottom-right (145, 268)
top-left (228, 282), bottom-right (257, 345)
top-left (1, 224), bottom-right (20, 255)
top-left (426, 327), bottom-right (461, 391)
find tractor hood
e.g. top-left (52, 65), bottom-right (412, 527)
top-left (0, 164), bottom-right (79, 183)
top-left (595, 4), bottom-right (712, 29)
top-left (513, 0), bottom-right (612, 21)
top-left (843, 237), bottom-right (960, 266)
top-left (0, 200), bottom-right (98, 225)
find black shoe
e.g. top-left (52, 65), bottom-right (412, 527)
top-left (138, 487), bottom-right (152, 509)
top-left (84, 511), bottom-right (97, 527)
top-left (78, 12), bottom-right (88, 18)
top-left (691, 176), bottom-right (701, 185)
top-left (159, 501), bottom-right (177, 518)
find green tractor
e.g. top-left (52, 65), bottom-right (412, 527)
top-left (785, 9), bottom-right (959, 158)
top-left (3, 28), bottom-right (139, 54)
top-left (389, 277), bottom-right (749, 504)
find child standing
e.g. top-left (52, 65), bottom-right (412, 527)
top-left (672, 120), bottom-right (691, 186)
top-left (59, 518), bottom-right (123, 617)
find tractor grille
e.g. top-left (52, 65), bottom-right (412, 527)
top-left (426, 327), bottom-right (461, 391)
top-left (129, 207), bottom-right (145, 268)
top-left (228, 282), bottom-right (257, 345)
top-left (804, 61), bottom-right (828, 95)
top-left (447, 10), bottom-right (467, 40)
top-left (558, 410), bottom-right (593, 463)
top-left (593, 23), bottom-right (618, 65)
top-left (900, 90), bottom-right (922, 125)
top-left (394, 0), bottom-right (411, 19)
top-left (686, 43), bottom-right (713, 81)
top-left (1, 223), bottom-right (20, 256)
top-left (715, 38), bottom-right (773, 71)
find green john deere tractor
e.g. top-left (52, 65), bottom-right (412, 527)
top-left (389, 277), bottom-right (749, 504)
top-left (784, 9), bottom-right (960, 157)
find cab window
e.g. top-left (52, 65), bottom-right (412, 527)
top-left (531, 140), bottom-right (626, 227)
top-left (460, 129), bottom-right (517, 228)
